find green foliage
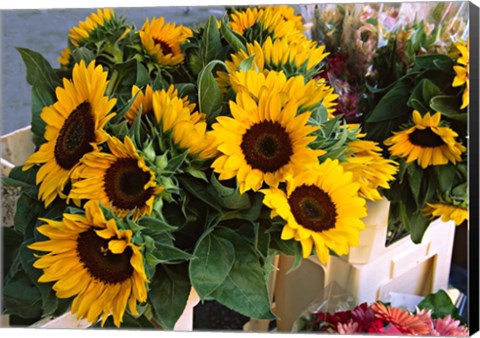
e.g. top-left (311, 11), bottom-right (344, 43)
top-left (417, 290), bottom-right (461, 321)
top-left (149, 264), bottom-right (192, 330)
top-left (366, 51), bottom-right (467, 243)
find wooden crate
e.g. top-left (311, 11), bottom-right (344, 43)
top-left (273, 215), bottom-right (456, 332)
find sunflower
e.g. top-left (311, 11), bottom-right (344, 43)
top-left (151, 87), bottom-right (218, 159)
top-left (217, 37), bottom-right (328, 89)
top-left (211, 89), bottom-right (324, 193)
top-left (68, 8), bottom-right (115, 47)
top-left (125, 84), bottom-right (195, 124)
top-left (371, 302), bottom-right (430, 335)
top-left (229, 69), bottom-right (335, 114)
top-left (452, 39), bottom-right (469, 109)
top-left (262, 159), bottom-right (367, 263)
top-left (341, 139), bottom-right (398, 201)
top-left (58, 47), bottom-right (71, 69)
top-left (384, 111), bottom-right (466, 169)
top-left (23, 60), bottom-right (116, 207)
top-left (265, 5), bottom-right (305, 31)
top-left (69, 136), bottom-right (163, 220)
top-left (423, 202), bottom-right (468, 226)
top-left (28, 200), bottom-right (148, 327)
top-left (139, 17), bottom-right (192, 68)
top-left (229, 6), bottom-right (305, 43)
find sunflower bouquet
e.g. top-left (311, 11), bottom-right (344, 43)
top-left (2, 6), bottom-right (399, 329)
top-left (306, 2), bottom-right (469, 243)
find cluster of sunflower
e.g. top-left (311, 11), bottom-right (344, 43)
top-left (3, 6), bottom-right (399, 329)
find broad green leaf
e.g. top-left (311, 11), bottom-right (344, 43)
top-left (409, 212), bottom-right (432, 243)
top-left (150, 243), bottom-right (193, 263)
top-left (417, 290), bottom-right (460, 320)
top-left (414, 54), bottom-right (454, 72)
top-left (366, 80), bottom-right (412, 123)
top-left (14, 192), bottom-right (44, 236)
top-left (407, 164), bottom-right (423, 207)
top-left (189, 233), bottom-right (235, 299)
top-left (432, 164), bottom-right (457, 193)
top-left (430, 95), bottom-right (466, 119)
top-left (17, 47), bottom-right (61, 90)
top-left (209, 174), bottom-right (251, 210)
top-left (422, 79), bottom-right (442, 103)
top-left (95, 313), bottom-right (156, 328)
top-left (2, 227), bottom-right (24, 279)
top-left (3, 269), bottom-right (43, 318)
top-left (197, 60), bottom-right (225, 122)
top-left (31, 84), bottom-right (55, 140)
top-left (71, 47), bottom-right (95, 64)
top-left (149, 264), bottom-right (192, 330)
top-left (20, 240), bottom-right (59, 316)
top-left (180, 176), bottom-right (222, 211)
top-left (166, 151), bottom-right (189, 173)
top-left (238, 54), bottom-right (257, 72)
top-left (202, 16), bottom-right (222, 64)
top-left (210, 228), bottom-right (275, 320)
top-left (408, 98), bottom-right (429, 114)
top-left (7, 165), bottom-right (38, 186)
top-left (220, 21), bottom-right (247, 53)
top-left (137, 216), bottom-right (176, 232)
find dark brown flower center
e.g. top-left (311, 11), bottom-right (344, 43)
top-left (288, 185), bottom-right (337, 232)
top-left (408, 128), bottom-right (445, 148)
top-left (77, 228), bottom-right (133, 284)
top-left (153, 37), bottom-right (173, 55)
top-left (104, 158), bottom-right (154, 210)
top-left (240, 121), bottom-right (293, 173)
top-left (54, 101), bottom-right (96, 170)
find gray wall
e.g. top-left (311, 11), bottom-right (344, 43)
top-left (0, 6), bottom-right (226, 135)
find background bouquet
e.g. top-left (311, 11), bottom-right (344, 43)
top-left (2, 5), bottom-right (399, 329)
top-left (306, 2), bottom-right (469, 244)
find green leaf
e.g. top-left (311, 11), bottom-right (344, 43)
top-left (20, 239), bottom-right (59, 316)
top-left (17, 47), bottom-right (61, 90)
top-left (166, 151), bottom-right (189, 173)
top-left (197, 60), bottom-right (225, 122)
top-left (430, 95), bottom-right (466, 120)
top-left (238, 54), bottom-right (257, 72)
top-left (180, 176), bottom-right (222, 211)
top-left (150, 243), bottom-right (193, 264)
top-left (209, 228), bottom-right (275, 320)
top-left (417, 290), bottom-right (460, 320)
top-left (6, 165), bottom-right (38, 187)
top-left (421, 78), bottom-right (442, 104)
top-left (406, 164), bottom-right (423, 207)
top-left (189, 232), bottom-right (235, 299)
top-left (432, 164), bottom-right (457, 193)
top-left (3, 269), bottom-right (43, 318)
top-left (209, 174), bottom-right (251, 210)
top-left (2, 227), bottom-right (24, 279)
top-left (414, 54), bottom-right (454, 72)
top-left (408, 98), bottom-right (429, 114)
top-left (137, 216), bottom-right (176, 232)
top-left (366, 80), bottom-right (412, 123)
top-left (31, 84), bottom-right (56, 139)
top-left (96, 313), bottom-right (156, 328)
top-left (71, 47), bottom-right (95, 64)
top-left (14, 192), bottom-right (44, 236)
top-left (149, 264), bottom-right (192, 330)
top-left (202, 16), bottom-right (222, 64)
top-left (409, 212), bottom-right (432, 243)
top-left (220, 21), bottom-right (247, 53)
